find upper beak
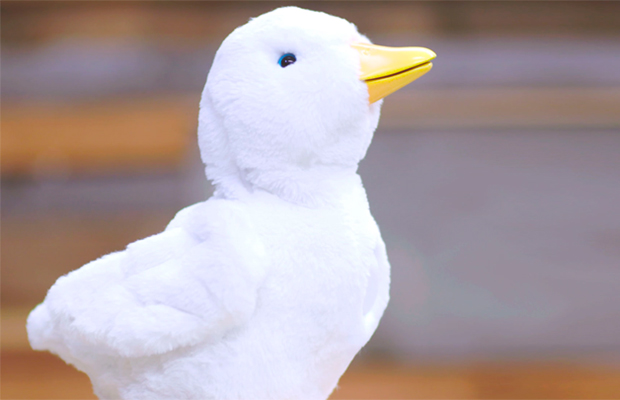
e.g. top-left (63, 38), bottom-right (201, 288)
top-left (352, 43), bottom-right (436, 104)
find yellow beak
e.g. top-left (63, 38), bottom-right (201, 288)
top-left (352, 43), bottom-right (436, 104)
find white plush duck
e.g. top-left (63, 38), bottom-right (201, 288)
top-left (27, 7), bottom-right (435, 400)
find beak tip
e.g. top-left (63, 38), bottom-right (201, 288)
top-left (424, 48), bottom-right (437, 61)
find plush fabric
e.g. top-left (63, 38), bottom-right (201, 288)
top-left (27, 7), bottom-right (390, 399)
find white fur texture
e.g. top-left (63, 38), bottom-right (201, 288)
top-left (27, 7), bottom-right (390, 400)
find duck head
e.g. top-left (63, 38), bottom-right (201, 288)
top-left (199, 7), bottom-right (435, 203)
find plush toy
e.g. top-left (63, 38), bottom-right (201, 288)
top-left (27, 7), bottom-right (435, 399)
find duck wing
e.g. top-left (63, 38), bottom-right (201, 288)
top-left (27, 200), bottom-right (267, 361)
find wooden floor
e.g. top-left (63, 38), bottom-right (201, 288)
top-left (2, 350), bottom-right (619, 399)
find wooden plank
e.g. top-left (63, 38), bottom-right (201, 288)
top-left (332, 362), bottom-right (477, 399)
top-left (2, 1), bottom-right (619, 44)
top-left (1, 347), bottom-right (619, 399)
top-left (3, 308), bottom-right (620, 399)
top-left (2, 96), bottom-right (197, 176)
top-left (1, 351), bottom-right (96, 400)
top-left (382, 87), bottom-right (620, 130)
top-left (3, 88), bottom-right (617, 178)
top-left (332, 361), bottom-right (620, 399)
top-left (1, 308), bottom-right (32, 351)
top-left (1, 214), bottom-right (174, 307)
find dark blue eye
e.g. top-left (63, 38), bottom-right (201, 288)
top-left (278, 53), bottom-right (296, 68)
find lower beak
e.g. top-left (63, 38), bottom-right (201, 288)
top-left (352, 43), bottom-right (436, 104)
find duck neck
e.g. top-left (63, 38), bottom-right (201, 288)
top-left (213, 165), bottom-right (365, 208)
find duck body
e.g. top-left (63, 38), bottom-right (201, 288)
top-left (30, 174), bottom-right (389, 400)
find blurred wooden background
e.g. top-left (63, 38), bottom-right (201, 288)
top-left (2, 2), bottom-right (620, 399)
top-left (3, 349), bottom-right (620, 399)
